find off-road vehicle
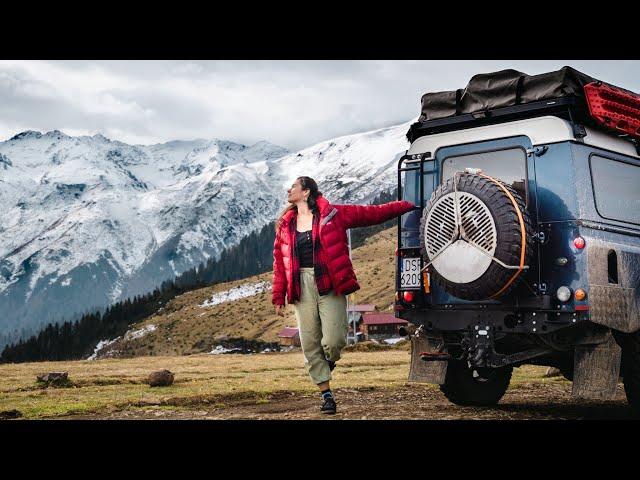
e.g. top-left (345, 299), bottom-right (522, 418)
top-left (395, 66), bottom-right (640, 411)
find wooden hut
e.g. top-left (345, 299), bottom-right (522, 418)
top-left (362, 313), bottom-right (408, 341)
top-left (277, 327), bottom-right (301, 347)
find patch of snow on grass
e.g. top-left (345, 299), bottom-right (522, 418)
top-left (124, 324), bottom-right (156, 340)
top-left (200, 281), bottom-right (271, 307)
top-left (87, 324), bottom-right (157, 360)
top-left (87, 337), bottom-right (120, 361)
top-left (208, 345), bottom-right (242, 355)
top-left (383, 337), bottom-right (407, 345)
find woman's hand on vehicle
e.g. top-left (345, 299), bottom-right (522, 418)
top-left (275, 304), bottom-right (285, 317)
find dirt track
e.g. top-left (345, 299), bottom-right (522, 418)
top-left (63, 381), bottom-right (633, 420)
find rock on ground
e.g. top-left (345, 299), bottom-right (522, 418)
top-left (36, 372), bottom-right (69, 386)
top-left (0, 409), bottom-right (23, 419)
top-left (147, 369), bottom-right (174, 387)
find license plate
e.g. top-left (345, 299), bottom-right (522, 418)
top-left (400, 258), bottom-right (421, 289)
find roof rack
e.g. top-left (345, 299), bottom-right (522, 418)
top-left (407, 96), bottom-right (592, 143)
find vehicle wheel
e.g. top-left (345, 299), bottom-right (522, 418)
top-left (420, 172), bottom-right (534, 300)
top-left (612, 330), bottom-right (640, 415)
top-left (439, 360), bottom-right (513, 406)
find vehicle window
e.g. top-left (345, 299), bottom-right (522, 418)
top-left (442, 148), bottom-right (527, 199)
top-left (402, 169), bottom-right (420, 205)
top-left (402, 163), bottom-right (435, 207)
top-left (590, 155), bottom-right (640, 225)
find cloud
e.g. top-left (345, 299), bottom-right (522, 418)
top-left (0, 60), bottom-right (639, 150)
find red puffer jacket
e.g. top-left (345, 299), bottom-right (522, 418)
top-left (272, 194), bottom-right (415, 306)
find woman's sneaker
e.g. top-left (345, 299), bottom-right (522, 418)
top-left (320, 396), bottom-right (337, 414)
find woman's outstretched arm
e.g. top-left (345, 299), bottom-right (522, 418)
top-left (336, 200), bottom-right (415, 229)
top-left (272, 230), bottom-right (287, 306)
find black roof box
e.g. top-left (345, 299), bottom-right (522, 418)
top-left (406, 66), bottom-right (612, 143)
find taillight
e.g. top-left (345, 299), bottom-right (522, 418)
top-left (395, 291), bottom-right (400, 301)
top-left (394, 247), bottom-right (399, 256)
top-left (584, 82), bottom-right (640, 139)
top-left (575, 288), bottom-right (587, 301)
top-left (573, 236), bottom-right (585, 249)
top-left (403, 291), bottom-right (415, 302)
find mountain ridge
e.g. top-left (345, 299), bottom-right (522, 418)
top-left (0, 120), bottom-right (411, 343)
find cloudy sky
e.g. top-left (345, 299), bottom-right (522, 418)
top-left (1, 60), bottom-right (639, 151)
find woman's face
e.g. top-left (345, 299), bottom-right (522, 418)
top-left (287, 179), bottom-right (309, 204)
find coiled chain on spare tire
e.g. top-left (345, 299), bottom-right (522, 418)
top-left (419, 170), bottom-right (533, 301)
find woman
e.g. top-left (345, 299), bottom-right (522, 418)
top-left (272, 176), bottom-right (415, 414)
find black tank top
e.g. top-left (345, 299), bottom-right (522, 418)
top-left (296, 230), bottom-right (313, 267)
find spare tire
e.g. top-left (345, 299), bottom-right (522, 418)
top-left (420, 172), bottom-right (534, 301)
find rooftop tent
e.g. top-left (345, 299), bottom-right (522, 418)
top-left (418, 67), bottom-right (596, 122)
top-left (407, 66), bottom-right (640, 143)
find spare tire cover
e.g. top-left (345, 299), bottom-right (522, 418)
top-left (420, 172), bottom-right (534, 301)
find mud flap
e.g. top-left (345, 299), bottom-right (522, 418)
top-left (408, 335), bottom-right (447, 384)
top-left (571, 333), bottom-right (622, 400)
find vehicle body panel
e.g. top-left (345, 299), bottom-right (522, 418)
top-left (397, 116), bottom-right (640, 337)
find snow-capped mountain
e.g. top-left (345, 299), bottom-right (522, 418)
top-left (0, 131), bottom-right (289, 340)
top-left (0, 120), bottom-right (412, 343)
top-left (272, 121), bottom-right (412, 203)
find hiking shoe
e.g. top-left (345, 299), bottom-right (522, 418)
top-left (320, 396), bottom-right (337, 414)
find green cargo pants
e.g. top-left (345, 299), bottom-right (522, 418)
top-left (293, 267), bottom-right (348, 385)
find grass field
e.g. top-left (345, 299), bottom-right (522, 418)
top-left (0, 349), bottom-right (406, 418)
top-left (4, 348), bottom-right (628, 420)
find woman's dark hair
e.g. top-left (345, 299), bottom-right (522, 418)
top-left (275, 176), bottom-right (322, 231)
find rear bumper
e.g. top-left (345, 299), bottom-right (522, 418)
top-left (398, 305), bottom-right (590, 335)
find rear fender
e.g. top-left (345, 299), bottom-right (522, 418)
top-left (587, 237), bottom-right (640, 333)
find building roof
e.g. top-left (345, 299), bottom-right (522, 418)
top-left (362, 313), bottom-right (408, 325)
top-left (347, 304), bottom-right (377, 312)
top-left (277, 327), bottom-right (299, 338)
